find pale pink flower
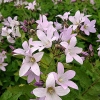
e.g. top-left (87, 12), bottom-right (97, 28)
top-left (0, 51), bottom-right (7, 61)
top-left (2, 16), bottom-right (21, 39)
top-left (60, 37), bottom-right (83, 64)
top-left (13, 38), bottom-right (37, 56)
top-left (69, 10), bottom-right (91, 30)
top-left (32, 26), bottom-right (57, 51)
top-left (1, 27), bottom-right (15, 43)
top-left (53, 62), bottom-right (78, 90)
top-left (36, 15), bottom-right (53, 31)
top-left (56, 12), bottom-right (70, 21)
top-left (90, 0), bottom-right (95, 5)
top-left (0, 58), bottom-right (8, 71)
top-left (12, 26), bottom-right (21, 37)
top-left (54, 21), bottom-right (62, 30)
top-left (19, 52), bottom-right (44, 76)
top-left (3, 16), bottom-right (19, 28)
top-left (80, 18), bottom-right (96, 35)
top-left (59, 27), bottom-right (77, 42)
top-left (25, 1), bottom-right (36, 10)
top-left (33, 73), bottom-right (70, 100)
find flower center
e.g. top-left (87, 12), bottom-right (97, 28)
top-left (0, 64), bottom-right (2, 66)
top-left (84, 25), bottom-right (88, 29)
top-left (30, 57), bottom-right (35, 63)
top-left (47, 87), bottom-right (55, 95)
top-left (45, 40), bottom-right (50, 46)
top-left (58, 77), bottom-right (63, 82)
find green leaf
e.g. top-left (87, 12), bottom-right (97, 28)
top-left (0, 90), bottom-right (12, 100)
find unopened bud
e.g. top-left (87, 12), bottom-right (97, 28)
top-left (34, 80), bottom-right (44, 87)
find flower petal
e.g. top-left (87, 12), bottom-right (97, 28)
top-left (27, 72), bottom-right (35, 83)
top-left (66, 81), bottom-right (78, 90)
top-left (55, 86), bottom-right (70, 96)
top-left (19, 63), bottom-right (31, 77)
top-left (33, 52), bottom-right (44, 62)
top-left (13, 49), bottom-right (25, 55)
top-left (46, 73), bottom-right (55, 87)
top-left (57, 62), bottom-right (64, 75)
top-left (66, 53), bottom-right (73, 63)
top-left (33, 88), bottom-right (46, 97)
top-left (69, 37), bottom-right (77, 48)
top-left (31, 62), bottom-right (40, 76)
top-left (45, 93), bottom-right (61, 100)
top-left (0, 66), bottom-right (6, 71)
top-left (72, 47), bottom-right (82, 54)
top-left (37, 30), bottom-right (48, 43)
top-left (63, 70), bottom-right (76, 79)
top-left (22, 41), bottom-right (28, 50)
top-left (73, 54), bottom-right (83, 64)
top-left (60, 42), bottom-right (68, 48)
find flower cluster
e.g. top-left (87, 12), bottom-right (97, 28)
top-left (1, 16), bottom-right (21, 43)
top-left (11, 9), bottom-right (97, 99)
top-left (0, 0), bottom-right (99, 99)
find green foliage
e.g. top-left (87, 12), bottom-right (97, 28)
top-left (0, 85), bottom-right (34, 100)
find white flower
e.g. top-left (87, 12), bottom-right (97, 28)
top-left (80, 18), bottom-right (96, 35)
top-left (33, 73), bottom-right (70, 100)
top-left (36, 15), bottom-right (53, 32)
top-left (32, 26), bottom-right (57, 51)
top-left (19, 52), bottom-right (44, 76)
top-left (0, 56), bottom-right (8, 71)
top-left (60, 37), bottom-right (83, 64)
top-left (3, 16), bottom-right (19, 28)
top-left (13, 38), bottom-right (37, 56)
top-left (25, 1), bottom-right (36, 10)
top-left (1, 27), bottom-right (15, 43)
top-left (53, 62), bottom-right (78, 90)
top-left (69, 10), bottom-right (91, 30)
top-left (56, 12), bottom-right (70, 21)
top-left (0, 51), bottom-right (7, 62)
